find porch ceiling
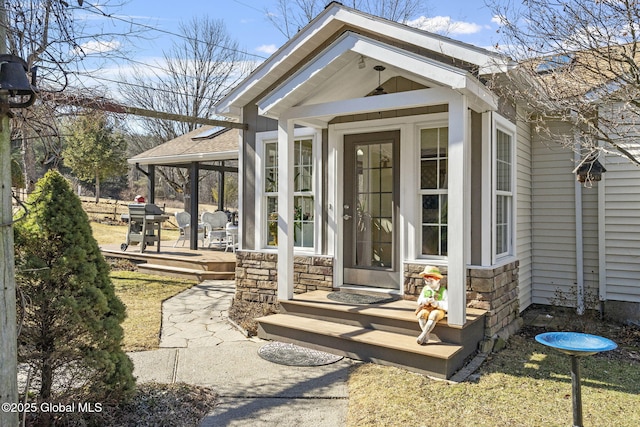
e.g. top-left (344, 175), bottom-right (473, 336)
top-left (257, 32), bottom-right (497, 122)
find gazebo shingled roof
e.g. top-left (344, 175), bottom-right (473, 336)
top-left (128, 126), bottom-right (239, 167)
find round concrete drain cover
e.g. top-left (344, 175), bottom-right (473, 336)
top-left (327, 291), bottom-right (396, 305)
top-left (258, 342), bottom-right (343, 366)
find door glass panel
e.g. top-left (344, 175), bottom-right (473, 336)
top-left (354, 142), bottom-right (393, 269)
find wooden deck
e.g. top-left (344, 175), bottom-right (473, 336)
top-left (100, 243), bottom-right (236, 281)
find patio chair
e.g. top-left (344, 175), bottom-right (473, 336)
top-left (202, 211), bottom-right (228, 248)
top-left (173, 211), bottom-right (205, 247)
top-left (225, 222), bottom-right (239, 253)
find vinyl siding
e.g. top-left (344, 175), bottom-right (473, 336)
top-left (601, 153), bottom-right (640, 303)
top-left (516, 114), bottom-right (533, 310)
top-left (530, 122), bottom-right (601, 308)
top-left (531, 122), bottom-right (578, 305)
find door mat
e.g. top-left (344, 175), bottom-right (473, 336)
top-left (327, 291), bottom-right (397, 305)
top-left (258, 342), bottom-right (343, 366)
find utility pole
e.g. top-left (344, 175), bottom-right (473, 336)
top-left (0, 4), bottom-right (20, 426)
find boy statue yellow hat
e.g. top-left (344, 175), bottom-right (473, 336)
top-left (419, 265), bottom-right (443, 279)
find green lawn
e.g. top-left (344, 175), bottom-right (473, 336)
top-left (111, 270), bottom-right (196, 351)
top-left (347, 330), bottom-right (640, 426)
top-left (91, 221), bottom-right (180, 246)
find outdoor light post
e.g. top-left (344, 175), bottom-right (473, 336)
top-left (0, 5), bottom-right (38, 425)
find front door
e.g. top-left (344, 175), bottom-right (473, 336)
top-left (343, 131), bottom-right (400, 289)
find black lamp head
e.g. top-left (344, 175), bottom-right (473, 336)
top-left (0, 54), bottom-right (38, 109)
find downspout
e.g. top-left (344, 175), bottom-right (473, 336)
top-left (574, 144), bottom-right (585, 315)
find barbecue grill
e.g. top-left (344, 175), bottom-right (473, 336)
top-left (121, 203), bottom-right (170, 253)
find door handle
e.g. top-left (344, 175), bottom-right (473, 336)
top-left (343, 214), bottom-right (352, 220)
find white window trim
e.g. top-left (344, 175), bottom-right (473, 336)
top-left (255, 127), bottom-right (322, 253)
top-left (417, 122), bottom-right (450, 260)
top-left (492, 114), bottom-right (517, 263)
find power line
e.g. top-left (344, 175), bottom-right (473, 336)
top-left (75, 52), bottom-right (260, 87)
top-left (79, 1), bottom-right (270, 61)
top-left (231, 0), bottom-right (266, 14)
top-left (66, 70), bottom-right (229, 103)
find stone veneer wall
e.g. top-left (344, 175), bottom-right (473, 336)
top-left (404, 261), bottom-right (522, 347)
top-left (234, 251), bottom-right (334, 304)
top-left (467, 261), bottom-right (522, 343)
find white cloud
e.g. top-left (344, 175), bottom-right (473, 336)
top-left (76, 39), bottom-right (121, 55)
top-left (407, 16), bottom-right (483, 35)
top-left (256, 44), bottom-right (278, 55)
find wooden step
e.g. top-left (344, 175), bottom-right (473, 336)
top-left (257, 313), bottom-right (463, 379)
top-left (257, 290), bottom-right (487, 378)
top-left (137, 264), bottom-right (235, 282)
top-left (280, 290), bottom-right (486, 345)
top-left (102, 248), bottom-right (235, 272)
top-left (151, 258), bottom-right (235, 272)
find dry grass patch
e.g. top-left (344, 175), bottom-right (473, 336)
top-left (91, 221), bottom-right (180, 246)
top-left (348, 325), bottom-right (640, 427)
top-left (111, 271), bottom-right (196, 351)
top-left (48, 382), bottom-right (217, 427)
top-left (228, 299), bottom-right (279, 336)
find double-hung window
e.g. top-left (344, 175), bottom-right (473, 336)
top-left (263, 138), bottom-right (315, 248)
top-left (495, 127), bottom-right (513, 257)
top-left (419, 127), bottom-right (448, 257)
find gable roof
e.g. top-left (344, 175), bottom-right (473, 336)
top-left (216, 2), bottom-right (512, 119)
top-left (128, 127), bottom-right (239, 166)
top-left (256, 30), bottom-right (499, 120)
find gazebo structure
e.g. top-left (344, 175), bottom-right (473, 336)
top-left (128, 126), bottom-right (239, 249)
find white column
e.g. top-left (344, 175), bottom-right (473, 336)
top-left (277, 119), bottom-right (295, 300)
top-left (447, 95), bottom-right (469, 326)
top-left (481, 111), bottom-right (493, 266)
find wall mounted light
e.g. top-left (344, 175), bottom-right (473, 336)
top-left (358, 55), bottom-right (366, 69)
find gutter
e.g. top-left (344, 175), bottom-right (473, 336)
top-left (574, 142), bottom-right (585, 315)
top-left (127, 150), bottom-right (239, 166)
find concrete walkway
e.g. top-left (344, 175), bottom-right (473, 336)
top-left (128, 281), bottom-right (352, 427)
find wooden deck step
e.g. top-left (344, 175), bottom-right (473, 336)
top-left (101, 245), bottom-right (236, 282)
top-left (280, 290), bottom-right (486, 344)
top-left (257, 313), bottom-right (463, 379)
top-left (257, 290), bottom-right (487, 379)
top-left (137, 264), bottom-right (235, 282)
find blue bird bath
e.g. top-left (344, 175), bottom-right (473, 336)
top-left (535, 332), bottom-right (617, 427)
top-left (535, 332), bottom-right (617, 356)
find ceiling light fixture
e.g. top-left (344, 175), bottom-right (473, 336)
top-left (372, 65), bottom-right (387, 95)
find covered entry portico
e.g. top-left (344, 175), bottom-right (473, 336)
top-left (215, 2), bottom-right (519, 377)
top-left (257, 31), bottom-right (499, 326)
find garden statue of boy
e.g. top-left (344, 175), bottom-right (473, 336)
top-left (415, 265), bottom-right (448, 344)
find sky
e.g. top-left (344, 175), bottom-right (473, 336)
top-left (71, 0), bottom-right (504, 101)
top-left (109, 0), bottom-right (501, 58)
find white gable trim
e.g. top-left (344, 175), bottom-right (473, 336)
top-left (258, 32), bottom-right (498, 118)
top-left (216, 2), bottom-right (509, 118)
top-left (332, 7), bottom-right (509, 75)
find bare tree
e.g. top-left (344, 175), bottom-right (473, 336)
top-left (488, 0), bottom-right (640, 165)
top-left (1, 3), bottom-right (143, 423)
top-left (265, 0), bottom-right (426, 38)
top-left (120, 16), bottom-right (250, 208)
top-left (6, 0), bottom-right (144, 189)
